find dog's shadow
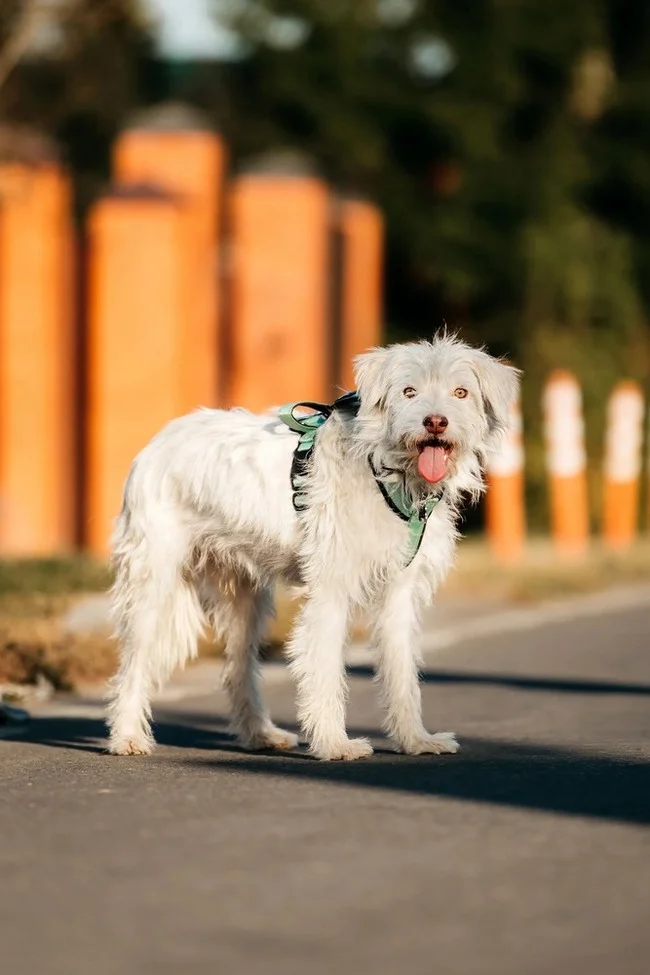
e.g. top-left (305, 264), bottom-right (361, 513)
top-left (15, 708), bottom-right (384, 759)
top-left (13, 709), bottom-right (255, 756)
top-left (16, 710), bottom-right (650, 827)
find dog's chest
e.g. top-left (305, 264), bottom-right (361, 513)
top-left (301, 455), bottom-right (424, 575)
top-left (338, 475), bottom-right (411, 559)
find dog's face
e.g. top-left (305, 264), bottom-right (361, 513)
top-left (353, 335), bottom-right (520, 498)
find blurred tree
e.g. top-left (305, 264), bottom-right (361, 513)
top-left (207, 0), bottom-right (650, 528)
top-left (206, 2), bottom-right (644, 331)
top-left (587, 0), bottom-right (650, 308)
top-left (0, 1), bottom-right (39, 91)
top-left (0, 0), bottom-right (154, 208)
top-left (211, 0), bottom-right (524, 345)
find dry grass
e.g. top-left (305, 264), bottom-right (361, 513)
top-left (444, 536), bottom-right (650, 603)
top-left (0, 597), bottom-right (115, 693)
top-left (0, 559), bottom-right (115, 692)
top-left (2, 539), bottom-right (650, 693)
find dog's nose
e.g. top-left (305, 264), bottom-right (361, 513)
top-left (423, 414), bottom-right (449, 436)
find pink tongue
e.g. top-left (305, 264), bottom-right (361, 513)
top-left (417, 445), bottom-right (449, 483)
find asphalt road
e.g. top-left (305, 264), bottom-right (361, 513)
top-left (2, 596), bottom-right (650, 975)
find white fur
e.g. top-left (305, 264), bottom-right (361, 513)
top-left (106, 334), bottom-right (519, 760)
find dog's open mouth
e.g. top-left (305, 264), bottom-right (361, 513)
top-left (416, 438), bottom-right (454, 484)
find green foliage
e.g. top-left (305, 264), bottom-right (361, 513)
top-left (0, 0), bottom-right (154, 208)
top-left (0, 558), bottom-right (111, 597)
top-left (211, 2), bottom-right (621, 333)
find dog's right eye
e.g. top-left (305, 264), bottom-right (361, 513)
top-left (403, 387), bottom-right (417, 398)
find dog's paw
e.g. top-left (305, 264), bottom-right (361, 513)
top-left (313, 737), bottom-right (374, 762)
top-left (398, 731), bottom-right (460, 756)
top-left (243, 724), bottom-right (299, 752)
top-left (107, 737), bottom-right (154, 756)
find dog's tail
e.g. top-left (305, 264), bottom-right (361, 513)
top-left (108, 498), bottom-right (205, 697)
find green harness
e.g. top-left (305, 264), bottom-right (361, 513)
top-left (277, 392), bottom-right (444, 568)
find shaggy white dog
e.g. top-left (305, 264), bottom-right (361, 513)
top-left (107, 334), bottom-right (519, 760)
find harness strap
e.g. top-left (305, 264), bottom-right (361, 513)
top-left (276, 401), bottom-right (334, 434)
top-left (368, 457), bottom-right (443, 567)
top-left (278, 393), bottom-right (361, 512)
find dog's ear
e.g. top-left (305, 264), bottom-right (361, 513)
top-left (353, 347), bottom-right (391, 410)
top-left (468, 350), bottom-right (521, 437)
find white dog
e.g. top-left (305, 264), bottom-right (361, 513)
top-left (107, 334), bottom-right (519, 760)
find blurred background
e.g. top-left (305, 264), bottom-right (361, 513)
top-left (1, 0), bottom-right (650, 577)
top-left (3, 10), bottom-right (649, 967)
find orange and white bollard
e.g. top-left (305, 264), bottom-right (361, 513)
top-left (486, 396), bottom-right (526, 563)
top-left (602, 380), bottom-right (644, 550)
top-left (543, 370), bottom-right (590, 556)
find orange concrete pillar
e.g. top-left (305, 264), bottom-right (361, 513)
top-left (113, 105), bottom-right (225, 408)
top-left (86, 188), bottom-right (187, 554)
top-left (602, 380), bottom-right (644, 550)
top-left (486, 396), bottom-right (526, 563)
top-left (0, 162), bottom-right (75, 554)
top-left (228, 163), bottom-right (331, 410)
top-left (337, 197), bottom-right (384, 390)
top-left (543, 370), bottom-right (589, 556)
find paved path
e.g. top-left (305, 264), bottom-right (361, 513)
top-left (2, 594), bottom-right (650, 975)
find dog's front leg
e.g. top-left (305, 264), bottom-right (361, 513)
top-left (375, 577), bottom-right (459, 755)
top-left (287, 589), bottom-right (373, 761)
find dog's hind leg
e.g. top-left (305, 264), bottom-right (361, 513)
top-left (208, 583), bottom-right (298, 752)
top-left (107, 520), bottom-right (204, 756)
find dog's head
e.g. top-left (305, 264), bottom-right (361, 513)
top-left (353, 334), bottom-right (520, 500)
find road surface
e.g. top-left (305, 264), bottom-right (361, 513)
top-left (2, 593), bottom-right (649, 975)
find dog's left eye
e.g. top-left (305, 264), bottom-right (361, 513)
top-left (403, 386), bottom-right (417, 398)
top-left (454, 387), bottom-right (469, 399)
